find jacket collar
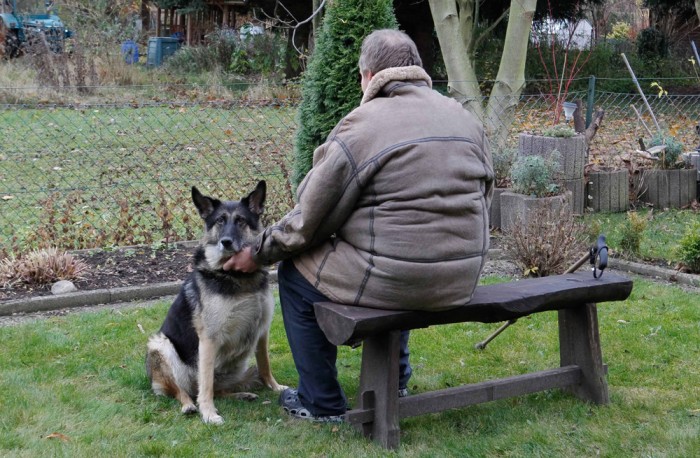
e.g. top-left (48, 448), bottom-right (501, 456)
top-left (360, 65), bottom-right (432, 106)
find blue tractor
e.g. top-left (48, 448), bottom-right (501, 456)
top-left (0, 0), bottom-right (71, 57)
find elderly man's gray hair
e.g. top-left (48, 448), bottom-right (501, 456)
top-left (358, 29), bottom-right (422, 75)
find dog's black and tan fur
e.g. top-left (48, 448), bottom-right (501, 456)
top-left (146, 181), bottom-right (284, 424)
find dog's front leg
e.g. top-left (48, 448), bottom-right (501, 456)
top-left (255, 332), bottom-right (286, 392)
top-left (197, 337), bottom-right (224, 424)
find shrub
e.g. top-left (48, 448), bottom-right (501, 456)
top-left (542, 125), bottom-right (575, 138)
top-left (492, 147), bottom-right (517, 188)
top-left (164, 29), bottom-right (239, 75)
top-left (636, 28), bottom-right (668, 61)
top-left (610, 22), bottom-right (632, 40)
top-left (501, 202), bottom-right (588, 277)
top-left (230, 30), bottom-right (288, 78)
top-left (291, 0), bottom-right (397, 188)
top-left (510, 151), bottom-right (561, 197)
top-left (618, 211), bottom-right (647, 256)
top-left (674, 221), bottom-right (700, 273)
top-left (648, 132), bottom-right (684, 169)
top-left (0, 248), bottom-right (88, 287)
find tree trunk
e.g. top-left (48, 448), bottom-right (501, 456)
top-left (428, 0), bottom-right (484, 120)
top-left (484, 0), bottom-right (537, 149)
top-left (141, 1), bottom-right (151, 31)
top-left (429, 0), bottom-right (537, 150)
top-left (311, 0), bottom-right (323, 52)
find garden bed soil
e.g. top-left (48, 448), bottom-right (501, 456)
top-left (1, 240), bottom-right (695, 305)
top-left (0, 244), bottom-right (194, 303)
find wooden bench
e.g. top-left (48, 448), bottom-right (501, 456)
top-left (314, 271), bottom-right (633, 449)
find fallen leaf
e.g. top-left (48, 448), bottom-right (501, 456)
top-left (46, 432), bottom-right (70, 442)
top-left (2, 195), bottom-right (14, 200)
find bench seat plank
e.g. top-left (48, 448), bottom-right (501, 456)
top-left (315, 271), bottom-right (633, 346)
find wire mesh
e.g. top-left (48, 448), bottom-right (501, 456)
top-left (2, 82), bottom-right (699, 255)
top-left (1, 98), bottom-right (298, 253)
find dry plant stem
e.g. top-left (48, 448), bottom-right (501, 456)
top-left (536, 0), bottom-right (593, 124)
top-left (502, 202), bottom-right (588, 277)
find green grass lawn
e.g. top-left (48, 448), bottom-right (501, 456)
top-left (1, 103), bottom-right (297, 251)
top-left (583, 209), bottom-right (699, 266)
top-left (1, 277), bottom-right (698, 457)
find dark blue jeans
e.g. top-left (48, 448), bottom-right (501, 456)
top-left (277, 260), bottom-right (412, 416)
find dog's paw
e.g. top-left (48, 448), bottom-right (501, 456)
top-left (181, 403), bottom-right (198, 415)
top-left (235, 392), bottom-right (258, 402)
top-left (201, 411), bottom-right (224, 425)
top-left (270, 383), bottom-right (288, 393)
top-left (262, 377), bottom-right (287, 392)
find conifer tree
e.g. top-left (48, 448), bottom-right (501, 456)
top-left (291, 0), bottom-right (397, 188)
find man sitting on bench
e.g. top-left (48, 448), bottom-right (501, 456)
top-left (223, 29), bottom-right (494, 423)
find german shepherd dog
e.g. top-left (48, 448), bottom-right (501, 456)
top-left (146, 181), bottom-right (284, 424)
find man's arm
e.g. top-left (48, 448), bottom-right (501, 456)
top-left (232, 137), bottom-right (362, 270)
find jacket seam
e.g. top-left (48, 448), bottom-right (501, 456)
top-left (353, 184), bottom-right (378, 304)
top-left (356, 137), bottom-right (478, 178)
top-left (375, 251), bottom-right (486, 263)
top-left (314, 240), bottom-right (336, 289)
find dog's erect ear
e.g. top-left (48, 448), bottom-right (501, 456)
top-left (191, 186), bottom-right (220, 219)
top-left (243, 180), bottom-right (266, 216)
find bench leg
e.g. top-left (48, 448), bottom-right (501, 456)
top-left (356, 330), bottom-right (401, 449)
top-left (558, 303), bottom-right (610, 404)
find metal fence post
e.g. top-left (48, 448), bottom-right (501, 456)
top-left (586, 75), bottom-right (596, 128)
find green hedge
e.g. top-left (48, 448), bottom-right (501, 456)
top-left (291, 0), bottom-right (397, 189)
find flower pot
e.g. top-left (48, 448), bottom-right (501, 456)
top-left (500, 191), bottom-right (572, 233)
top-left (489, 187), bottom-right (511, 230)
top-left (561, 178), bottom-right (585, 215)
top-left (586, 169), bottom-right (629, 213)
top-left (518, 133), bottom-right (586, 180)
top-left (636, 169), bottom-right (698, 209)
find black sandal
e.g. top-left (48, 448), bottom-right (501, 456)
top-left (278, 388), bottom-right (344, 423)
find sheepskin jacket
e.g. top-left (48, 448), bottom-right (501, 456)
top-left (254, 65), bottom-right (494, 310)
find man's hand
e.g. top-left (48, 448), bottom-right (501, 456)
top-left (222, 246), bottom-right (259, 273)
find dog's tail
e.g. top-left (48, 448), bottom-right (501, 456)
top-left (215, 366), bottom-right (264, 394)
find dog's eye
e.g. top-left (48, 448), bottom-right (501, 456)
top-left (234, 216), bottom-right (246, 227)
top-left (216, 215), bottom-right (227, 225)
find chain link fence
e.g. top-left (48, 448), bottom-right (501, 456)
top-left (2, 80), bottom-right (699, 256)
top-left (1, 96), bottom-right (298, 254)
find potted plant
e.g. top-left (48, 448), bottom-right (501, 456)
top-left (517, 124), bottom-right (586, 214)
top-left (489, 146), bottom-right (516, 230)
top-left (500, 151), bottom-right (572, 233)
top-left (636, 132), bottom-right (698, 209)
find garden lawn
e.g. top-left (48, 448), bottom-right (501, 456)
top-left (1, 103), bottom-right (296, 250)
top-left (583, 209), bottom-right (700, 266)
top-left (0, 277), bottom-right (698, 457)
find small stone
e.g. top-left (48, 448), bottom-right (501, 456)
top-left (51, 280), bottom-right (78, 295)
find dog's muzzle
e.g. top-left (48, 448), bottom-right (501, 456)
top-left (219, 237), bottom-right (242, 254)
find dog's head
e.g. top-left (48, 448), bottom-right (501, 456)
top-left (191, 181), bottom-right (266, 267)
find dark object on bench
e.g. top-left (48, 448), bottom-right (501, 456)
top-left (314, 271), bottom-right (633, 449)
